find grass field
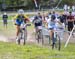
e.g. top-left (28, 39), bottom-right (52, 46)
top-left (0, 42), bottom-right (75, 59)
top-left (0, 15), bottom-right (75, 59)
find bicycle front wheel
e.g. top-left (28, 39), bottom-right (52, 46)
top-left (23, 30), bottom-right (27, 45)
top-left (56, 35), bottom-right (61, 51)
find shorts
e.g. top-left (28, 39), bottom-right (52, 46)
top-left (48, 25), bottom-right (56, 30)
top-left (3, 19), bottom-right (7, 24)
top-left (35, 26), bottom-right (42, 30)
top-left (49, 28), bottom-right (54, 30)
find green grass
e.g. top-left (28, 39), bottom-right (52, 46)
top-left (0, 21), bottom-right (15, 37)
top-left (0, 20), bottom-right (34, 37)
top-left (0, 42), bottom-right (75, 59)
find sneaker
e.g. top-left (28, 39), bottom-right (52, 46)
top-left (16, 37), bottom-right (18, 44)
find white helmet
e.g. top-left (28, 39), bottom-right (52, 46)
top-left (4, 12), bottom-right (7, 15)
top-left (18, 9), bottom-right (24, 15)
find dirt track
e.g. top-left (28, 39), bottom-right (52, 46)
top-left (0, 35), bottom-right (8, 42)
top-left (0, 30), bottom-right (75, 45)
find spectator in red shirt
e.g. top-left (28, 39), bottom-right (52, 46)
top-left (67, 11), bottom-right (74, 32)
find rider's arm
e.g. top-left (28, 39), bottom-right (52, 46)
top-left (42, 16), bottom-right (46, 23)
top-left (32, 16), bottom-right (36, 24)
top-left (44, 17), bottom-right (48, 28)
top-left (24, 15), bottom-right (30, 22)
top-left (14, 14), bottom-right (18, 20)
top-left (55, 18), bottom-right (62, 25)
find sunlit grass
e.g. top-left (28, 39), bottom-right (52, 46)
top-left (0, 42), bottom-right (74, 59)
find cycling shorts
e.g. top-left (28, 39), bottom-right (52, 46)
top-left (48, 25), bottom-right (56, 30)
top-left (48, 23), bottom-right (56, 30)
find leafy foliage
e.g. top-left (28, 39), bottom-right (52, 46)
top-left (0, 0), bottom-right (75, 10)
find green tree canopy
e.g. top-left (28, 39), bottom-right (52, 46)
top-left (0, 0), bottom-right (75, 10)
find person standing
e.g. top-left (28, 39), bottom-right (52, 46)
top-left (2, 12), bottom-right (8, 29)
top-left (67, 11), bottom-right (74, 34)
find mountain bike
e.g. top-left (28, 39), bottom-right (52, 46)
top-left (35, 26), bottom-right (44, 44)
top-left (52, 30), bottom-right (62, 51)
top-left (17, 23), bottom-right (30, 45)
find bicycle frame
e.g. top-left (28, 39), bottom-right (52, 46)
top-left (52, 30), bottom-right (62, 51)
top-left (17, 23), bottom-right (27, 45)
top-left (35, 26), bottom-right (44, 44)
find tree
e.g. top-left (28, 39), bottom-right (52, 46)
top-left (0, 0), bottom-right (75, 10)
top-left (59, 0), bottom-right (75, 7)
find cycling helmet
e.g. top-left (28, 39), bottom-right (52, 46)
top-left (4, 12), bottom-right (7, 15)
top-left (18, 9), bottom-right (24, 15)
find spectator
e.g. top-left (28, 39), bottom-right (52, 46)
top-left (72, 11), bottom-right (75, 24)
top-left (2, 12), bottom-right (8, 29)
top-left (59, 14), bottom-right (67, 28)
top-left (67, 11), bottom-right (74, 33)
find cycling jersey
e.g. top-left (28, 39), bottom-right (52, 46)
top-left (14, 14), bottom-right (29, 26)
top-left (33, 16), bottom-right (42, 27)
top-left (14, 14), bottom-right (28, 20)
top-left (46, 15), bottom-right (56, 30)
top-left (48, 20), bottom-right (55, 30)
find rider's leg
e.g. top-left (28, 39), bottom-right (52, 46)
top-left (16, 25), bottom-right (20, 37)
top-left (16, 25), bottom-right (20, 44)
top-left (49, 29), bottom-right (54, 45)
top-left (49, 29), bottom-right (54, 40)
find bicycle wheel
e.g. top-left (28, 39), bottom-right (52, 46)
top-left (52, 32), bottom-right (57, 50)
top-left (52, 33), bottom-right (55, 49)
top-left (49, 36), bottom-right (50, 44)
top-left (56, 34), bottom-right (61, 51)
top-left (36, 31), bottom-right (41, 43)
top-left (17, 32), bottom-right (22, 45)
top-left (23, 29), bottom-right (27, 45)
top-left (39, 30), bottom-right (44, 45)
top-left (37, 31), bottom-right (40, 43)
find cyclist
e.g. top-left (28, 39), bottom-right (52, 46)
top-left (32, 12), bottom-right (43, 32)
top-left (47, 11), bottom-right (56, 41)
top-left (46, 11), bottom-right (64, 43)
top-left (14, 9), bottom-right (29, 43)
